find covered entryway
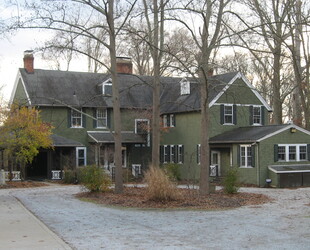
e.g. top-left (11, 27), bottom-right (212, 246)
top-left (210, 150), bottom-right (221, 177)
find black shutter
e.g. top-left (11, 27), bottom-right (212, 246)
top-left (67, 108), bottom-right (72, 128)
top-left (251, 145), bottom-right (255, 167)
top-left (274, 145), bottom-right (278, 162)
top-left (82, 108), bottom-right (86, 128)
top-left (233, 105), bottom-right (237, 125)
top-left (220, 104), bottom-right (224, 125)
top-left (93, 108), bottom-right (97, 128)
top-left (159, 145), bottom-right (164, 164)
top-left (307, 144), bottom-right (310, 161)
top-left (237, 145), bottom-right (240, 166)
top-left (249, 106), bottom-right (253, 125)
top-left (261, 107), bottom-right (265, 125)
top-left (107, 109), bottom-right (112, 128)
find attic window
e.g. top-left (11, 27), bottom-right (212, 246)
top-left (180, 78), bottom-right (190, 95)
top-left (102, 78), bottom-right (112, 95)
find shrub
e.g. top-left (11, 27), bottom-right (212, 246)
top-left (223, 167), bottom-right (240, 194)
top-left (162, 163), bottom-right (181, 181)
top-left (144, 166), bottom-right (180, 202)
top-left (63, 170), bottom-right (77, 184)
top-left (79, 165), bottom-right (111, 192)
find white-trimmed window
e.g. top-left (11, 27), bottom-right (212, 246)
top-left (71, 109), bottom-right (82, 128)
top-left (102, 78), bottom-right (112, 95)
top-left (135, 119), bottom-right (150, 147)
top-left (240, 145), bottom-right (252, 168)
top-left (160, 145), bottom-right (184, 164)
top-left (276, 144), bottom-right (308, 162)
top-left (224, 105), bottom-right (233, 124)
top-left (163, 114), bottom-right (175, 128)
top-left (253, 106), bottom-right (261, 125)
top-left (177, 145), bottom-right (184, 164)
top-left (96, 108), bottom-right (107, 128)
top-left (76, 147), bottom-right (87, 167)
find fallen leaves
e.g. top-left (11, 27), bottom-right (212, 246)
top-left (77, 187), bottom-right (271, 210)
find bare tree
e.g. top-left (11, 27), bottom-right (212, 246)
top-left (170, 0), bottom-right (232, 195)
top-left (7, 0), bottom-right (137, 193)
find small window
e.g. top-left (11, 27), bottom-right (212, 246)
top-left (277, 146), bottom-right (286, 161)
top-left (71, 109), bottom-right (82, 128)
top-left (163, 114), bottom-right (175, 128)
top-left (240, 145), bottom-right (252, 168)
top-left (132, 164), bottom-right (142, 177)
top-left (76, 147), bottom-right (86, 167)
top-left (177, 145), bottom-right (184, 164)
top-left (135, 119), bottom-right (150, 146)
top-left (300, 146), bottom-right (307, 161)
top-left (224, 105), bottom-right (233, 124)
top-left (96, 108), bottom-right (107, 128)
top-left (289, 146), bottom-right (296, 161)
top-left (253, 106), bottom-right (261, 125)
top-left (102, 78), bottom-right (112, 95)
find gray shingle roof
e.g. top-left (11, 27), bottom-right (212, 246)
top-left (19, 68), bottom-right (238, 113)
top-left (51, 134), bottom-right (84, 147)
top-left (210, 124), bottom-right (290, 143)
top-left (88, 131), bottom-right (146, 143)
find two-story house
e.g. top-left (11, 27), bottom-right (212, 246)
top-left (9, 51), bottom-right (310, 187)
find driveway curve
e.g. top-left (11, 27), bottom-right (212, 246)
top-left (10, 185), bottom-right (310, 250)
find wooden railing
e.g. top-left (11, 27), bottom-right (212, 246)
top-left (5, 171), bottom-right (21, 181)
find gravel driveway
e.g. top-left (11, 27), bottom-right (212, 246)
top-left (9, 185), bottom-right (310, 250)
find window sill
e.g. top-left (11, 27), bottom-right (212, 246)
top-left (223, 123), bottom-right (235, 126)
top-left (71, 126), bottom-right (83, 129)
top-left (239, 166), bottom-right (253, 169)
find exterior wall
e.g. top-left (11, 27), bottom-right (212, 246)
top-left (13, 79), bottom-right (29, 105)
top-left (257, 129), bottom-right (310, 187)
top-left (160, 78), bottom-right (269, 181)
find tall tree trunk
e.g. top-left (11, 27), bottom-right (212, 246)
top-left (271, 48), bottom-right (283, 124)
top-left (108, 0), bottom-right (123, 194)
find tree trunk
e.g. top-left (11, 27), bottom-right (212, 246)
top-left (108, 0), bottom-right (123, 194)
top-left (271, 49), bottom-right (282, 124)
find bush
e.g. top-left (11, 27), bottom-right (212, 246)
top-left (79, 165), bottom-right (111, 192)
top-left (223, 167), bottom-right (240, 194)
top-left (144, 166), bottom-right (180, 202)
top-left (162, 163), bottom-right (181, 181)
top-left (63, 170), bottom-right (78, 184)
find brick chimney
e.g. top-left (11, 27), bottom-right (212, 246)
top-left (116, 57), bottom-right (133, 74)
top-left (23, 50), bottom-right (34, 73)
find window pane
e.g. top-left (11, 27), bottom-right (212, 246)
top-left (300, 146), bottom-right (307, 160)
top-left (136, 121), bottom-right (148, 134)
top-left (224, 106), bottom-right (233, 124)
top-left (253, 107), bottom-right (261, 124)
top-left (289, 146), bottom-right (296, 160)
top-left (72, 110), bottom-right (82, 127)
top-left (278, 146), bottom-right (286, 161)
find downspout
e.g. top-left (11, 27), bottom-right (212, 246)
top-left (257, 142), bottom-right (260, 187)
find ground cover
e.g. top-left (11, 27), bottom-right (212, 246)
top-left (0, 181), bottom-right (48, 189)
top-left (77, 186), bottom-right (271, 210)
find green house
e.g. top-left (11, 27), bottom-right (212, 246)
top-left (9, 52), bottom-right (310, 187)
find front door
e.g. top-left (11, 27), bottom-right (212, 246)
top-left (210, 151), bottom-right (221, 177)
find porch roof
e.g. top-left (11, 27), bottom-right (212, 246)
top-left (51, 134), bottom-right (84, 147)
top-left (87, 131), bottom-right (146, 144)
top-left (209, 124), bottom-right (290, 144)
top-left (269, 165), bottom-right (310, 173)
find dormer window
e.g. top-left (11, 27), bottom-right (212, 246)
top-left (102, 78), bottom-right (112, 95)
top-left (180, 78), bottom-right (190, 95)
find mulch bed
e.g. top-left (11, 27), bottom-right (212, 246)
top-left (77, 187), bottom-right (271, 210)
top-left (0, 181), bottom-right (49, 189)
